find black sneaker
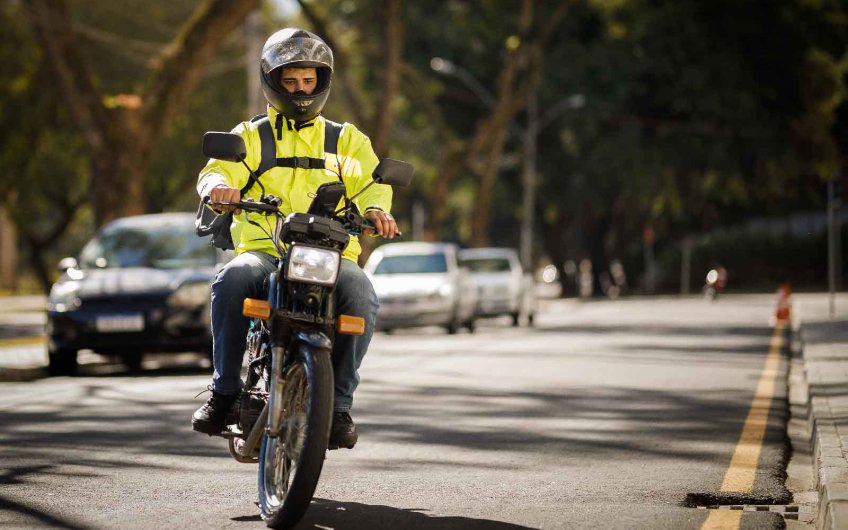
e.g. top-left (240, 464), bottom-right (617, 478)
top-left (328, 411), bottom-right (358, 449)
top-left (192, 387), bottom-right (239, 435)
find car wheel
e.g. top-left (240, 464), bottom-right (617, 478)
top-left (445, 313), bottom-right (461, 334)
top-left (47, 347), bottom-right (78, 376)
top-left (122, 352), bottom-right (144, 373)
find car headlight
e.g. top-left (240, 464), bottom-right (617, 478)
top-left (286, 245), bottom-right (341, 286)
top-left (48, 281), bottom-right (81, 312)
top-left (168, 282), bottom-right (210, 307)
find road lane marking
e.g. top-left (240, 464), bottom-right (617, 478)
top-left (699, 320), bottom-right (785, 530)
top-left (0, 336), bottom-right (45, 347)
top-left (702, 510), bottom-right (742, 530)
top-left (721, 319), bottom-right (784, 492)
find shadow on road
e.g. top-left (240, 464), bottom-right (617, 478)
top-left (230, 498), bottom-right (536, 530)
top-left (0, 466), bottom-right (87, 529)
top-left (0, 352), bottom-right (211, 383)
top-left (537, 323), bottom-right (775, 338)
top-left (357, 380), bottom-right (786, 462)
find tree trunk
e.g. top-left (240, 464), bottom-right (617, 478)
top-left (371, 0), bottom-right (405, 156)
top-left (424, 141), bottom-right (466, 241)
top-left (465, 0), bottom-right (568, 247)
top-left (26, 0), bottom-right (260, 227)
top-left (0, 206), bottom-right (17, 291)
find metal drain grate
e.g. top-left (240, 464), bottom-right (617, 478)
top-left (695, 504), bottom-right (814, 521)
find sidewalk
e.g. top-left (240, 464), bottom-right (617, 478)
top-left (0, 295), bottom-right (47, 381)
top-left (794, 293), bottom-right (848, 530)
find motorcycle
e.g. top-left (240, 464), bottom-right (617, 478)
top-left (703, 266), bottom-right (727, 301)
top-left (201, 130), bottom-right (414, 529)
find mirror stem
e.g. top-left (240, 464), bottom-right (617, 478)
top-left (240, 159), bottom-right (266, 198)
top-left (346, 180), bottom-right (377, 204)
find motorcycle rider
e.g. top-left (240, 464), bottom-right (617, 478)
top-left (192, 28), bottom-right (398, 449)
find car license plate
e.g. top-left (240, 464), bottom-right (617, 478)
top-left (95, 314), bottom-right (144, 332)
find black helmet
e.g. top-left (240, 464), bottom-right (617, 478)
top-left (260, 28), bottom-right (333, 123)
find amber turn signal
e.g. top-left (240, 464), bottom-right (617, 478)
top-left (336, 314), bottom-right (365, 335)
top-left (243, 298), bottom-right (271, 319)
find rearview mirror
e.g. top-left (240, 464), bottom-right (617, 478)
top-left (202, 132), bottom-right (247, 162)
top-left (372, 159), bottom-right (414, 187)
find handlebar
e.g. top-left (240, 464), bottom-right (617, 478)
top-left (204, 196), bottom-right (280, 214)
top-left (204, 196), bottom-right (381, 235)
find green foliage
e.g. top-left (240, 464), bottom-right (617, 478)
top-left (2, 0), bottom-right (846, 290)
top-left (534, 0), bottom-right (846, 290)
top-left (0, 2), bottom-right (92, 260)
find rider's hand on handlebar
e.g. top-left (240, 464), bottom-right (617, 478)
top-left (364, 210), bottom-right (400, 239)
top-left (209, 185), bottom-right (241, 214)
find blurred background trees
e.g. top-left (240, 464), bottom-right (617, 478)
top-left (1, 0), bottom-right (845, 294)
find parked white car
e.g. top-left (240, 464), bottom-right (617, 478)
top-left (364, 242), bottom-right (477, 334)
top-left (458, 247), bottom-right (536, 326)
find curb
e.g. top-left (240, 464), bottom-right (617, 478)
top-left (799, 321), bottom-right (848, 530)
top-left (0, 365), bottom-right (47, 382)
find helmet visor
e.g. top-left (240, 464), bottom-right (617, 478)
top-left (261, 37), bottom-right (333, 74)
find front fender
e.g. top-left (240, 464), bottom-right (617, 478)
top-left (293, 329), bottom-right (332, 352)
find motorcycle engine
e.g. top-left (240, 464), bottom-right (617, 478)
top-left (238, 389), bottom-right (268, 434)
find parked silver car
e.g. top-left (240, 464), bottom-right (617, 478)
top-left (458, 247), bottom-right (535, 326)
top-left (364, 242), bottom-right (477, 334)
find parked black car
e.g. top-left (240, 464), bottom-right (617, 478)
top-left (46, 213), bottom-right (222, 375)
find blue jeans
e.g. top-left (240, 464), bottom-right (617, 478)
top-left (209, 251), bottom-right (378, 412)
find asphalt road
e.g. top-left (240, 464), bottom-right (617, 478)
top-left (0, 295), bottom-right (802, 529)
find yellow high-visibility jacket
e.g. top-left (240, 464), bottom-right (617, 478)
top-left (197, 107), bottom-right (392, 263)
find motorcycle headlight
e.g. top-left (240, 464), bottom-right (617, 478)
top-left (168, 282), bottom-right (210, 307)
top-left (286, 245), bottom-right (341, 286)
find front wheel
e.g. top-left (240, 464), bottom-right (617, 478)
top-left (258, 346), bottom-right (333, 529)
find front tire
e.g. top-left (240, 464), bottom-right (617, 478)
top-left (258, 346), bottom-right (333, 529)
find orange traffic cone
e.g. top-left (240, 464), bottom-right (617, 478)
top-left (775, 282), bottom-right (792, 322)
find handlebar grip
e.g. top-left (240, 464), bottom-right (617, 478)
top-left (207, 200), bottom-right (279, 214)
top-left (236, 201), bottom-right (278, 213)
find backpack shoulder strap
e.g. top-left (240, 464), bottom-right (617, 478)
top-left (254, 115), bottom-right (277, 178)
top-left (246, 116), bottom-right (343, 188)
top-left (238, 114), bottom-right (275, 196)
top-left (323, 118), bottom-right (343, 156)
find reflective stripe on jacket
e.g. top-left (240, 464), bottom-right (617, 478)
top-left (197, 107), bottom-right (391, 263)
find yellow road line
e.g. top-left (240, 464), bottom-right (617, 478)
top-left (700, 320), bottom-right (785, 530)
top-left (702, 510), bottom-right (742, 530)
top-left (0, 336), bottom-right (45, 347)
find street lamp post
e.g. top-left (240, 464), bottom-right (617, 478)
top-left (828, 171), bottom-right (842, 317)
top-left (520, 93), bottom-right (539, 271)
top-left (431, 57), bottom-right (585, 271)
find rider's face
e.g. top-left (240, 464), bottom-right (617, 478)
top-left (280, 67), bottom-right (318, 95)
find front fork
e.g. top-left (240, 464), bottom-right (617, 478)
top-left (267, 345), bottom-right (287, 437)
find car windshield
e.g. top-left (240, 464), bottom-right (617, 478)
top-left (374, 253), bottom-right (448, 274)
top-left (79, 224), bottom-right (215, 270)
top-left (460, 257), bottom-right (511, 273)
